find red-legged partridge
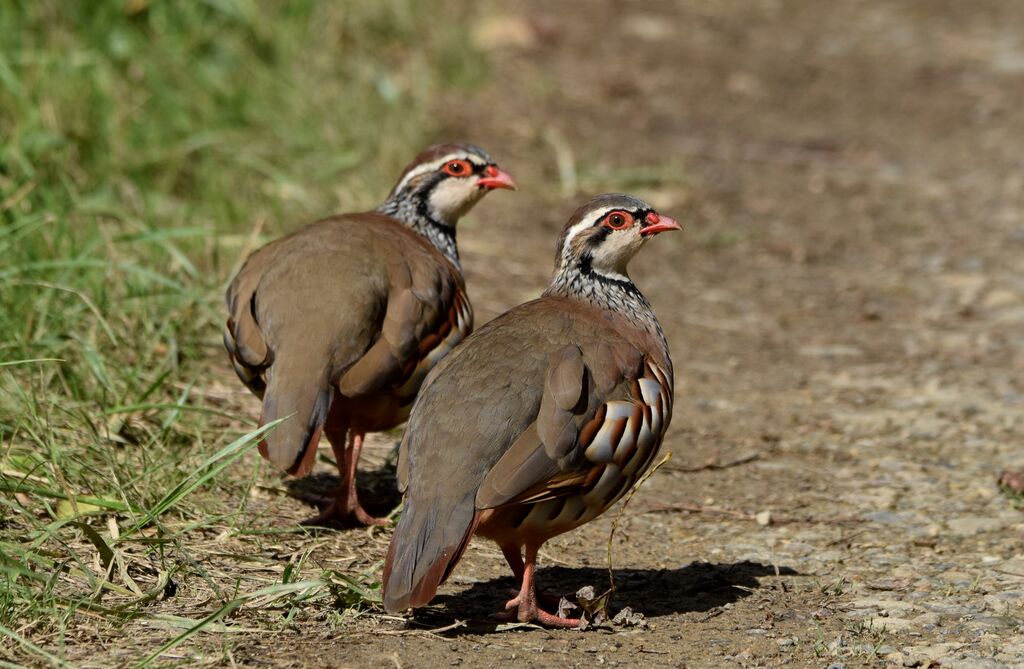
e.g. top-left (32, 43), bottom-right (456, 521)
top-left (382, 194), bottom-right (680, 626)
top-left (223, 144), bottom-right (515, 526)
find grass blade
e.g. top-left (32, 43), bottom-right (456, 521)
top-left (132, 599), bottom-right (242, 669)
top-left (122, 418), bottom-right (284, 536)
top-left (0, 623), bottom-right (76, 668)
top-left (0, 358), bottom-right (64, 368)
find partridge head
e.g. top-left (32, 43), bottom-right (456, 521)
top-left (383, 194), bottom-right (680, 626)
top-left (548, 194), bottom-right (681, 328)
top-left (377, 144), bottom-right (516, 264)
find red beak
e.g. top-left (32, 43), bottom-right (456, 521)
top-left (639, 213), bottom-right (682, 236)
top-left (476, 165), bottom-right (517, 191)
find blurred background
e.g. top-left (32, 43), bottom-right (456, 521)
top-left (2, 0), bottom-right (1023, 666)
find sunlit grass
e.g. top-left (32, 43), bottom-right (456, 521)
top-left (0, 1), bottom-right (481, 664)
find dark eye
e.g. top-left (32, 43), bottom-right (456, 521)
top-left (603, 210), bottom-right (634, 230)
top-left (443, 159), bottom-right (472, 177)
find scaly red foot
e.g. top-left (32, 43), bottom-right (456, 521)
top-left (301, 497), bottom-right (387, 527)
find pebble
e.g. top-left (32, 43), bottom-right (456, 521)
top-left (867, 617), bottom-right (916, 632)
top-left (946, 516), bottom-right (1008, 537)
top-left (848, 597), bottom-right (918, 613)
top-left (924, 601), bottom-right (981, 617)
top-left (949, 659), bottom-right (1009, 669)
top-left (903, 642), bottom-right (963, 662)
top-left (970, 615), bottom-right (1018, 632)
top-left (983, 591), bottom-right (1024, 614)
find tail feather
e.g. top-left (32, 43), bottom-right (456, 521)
top-left (382, 493), bottom-right (479, 612)
top-left (257, 354), bottom-right (333, 477)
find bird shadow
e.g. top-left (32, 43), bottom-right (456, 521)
top-left (412, 560), bottom-right (800, 634)
top-left (282, 460), bottom-right (401, 529)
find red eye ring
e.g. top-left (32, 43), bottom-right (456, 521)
top-left (602, 210), bottom-right (634, 230)
top-left (442, 159), bottom-right (473, 177)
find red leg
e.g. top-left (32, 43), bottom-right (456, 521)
top-left (494, 543), bottom-right (582, 628)
top-left (343, 432), bottom-right (386, 526)
top-left (501, 543), bottom-right (526, 609)
top-left (301, 430), bottom-right (386, 527)
top-left (500, 543), bottom-right (564, 610)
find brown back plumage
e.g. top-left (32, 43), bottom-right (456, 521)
top-left (224, 213), bottom-right (466, 475)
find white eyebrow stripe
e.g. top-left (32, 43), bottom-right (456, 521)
top-left (393, 152), bottom-right (485, 191)
top-left (561, 207), bottom-right (616, 248)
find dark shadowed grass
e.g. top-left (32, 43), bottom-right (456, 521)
top-left (0, 1), bottom-right (481, 665)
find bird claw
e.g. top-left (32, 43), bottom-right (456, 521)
top-left (493, 603), bottom-right (582, 629)
top-left (300, 499), bottom-right (387, 527)
top-left (496, 588), bottom-right (582, 628)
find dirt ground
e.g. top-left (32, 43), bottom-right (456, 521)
top-left (144, 1), bottom-right (1024, 667)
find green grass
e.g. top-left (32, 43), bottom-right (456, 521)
top-left (0, 1), bottom-right (482, 665)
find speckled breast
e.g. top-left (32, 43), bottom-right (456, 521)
top-left (393, 290), bottom-right (473, 419)
top-left (495, 358), bottom-right (673, 540)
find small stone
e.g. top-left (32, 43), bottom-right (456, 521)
top-left (950, 659), bottom-right (1009, 669)
top-left (905, 642), bottom-right (963, 662)
top-left (984, 290), bottom-right (1019, 309)
top-left (611, 606), bottom-right (648, 628)
top-left (799, 344), bottom-right (864, 358)
top-left (867, 617), bottom-right (916, 632)
top-left (470, 15), bottom-right (539, 51)
top-left (924, 601), bottom-right (980, 618)
top-left (998, 556), bottom-right (1024, 575)
top-left (849, 598), bottom-right (918, 614)
top-left (733, 648), bottom-right (753, 661)
top-left (972, 615), bottom-right (1017, 631)
top-left (984, 591), bottom-right (1024, 614)
top-left (622, 14), bottom-right (673, 41)
top-left (906, 416), bottom-right (946, 440)
top-left (865, 577), bottom-right (910, 591)
top-left (755, 510), bottom-right (772, 526)
top-left (946, 516), bottom-right (1007, 537)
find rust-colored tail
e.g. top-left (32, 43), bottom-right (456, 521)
top-left (256, 350), bottom-right (332, 477)
top-left (382, 493), bottom-right (479, 612)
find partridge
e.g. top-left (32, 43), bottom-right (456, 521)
top-left (382, 194), bottom-right (680, 627)
top-left (223, 144), bottom-right (515, 526)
